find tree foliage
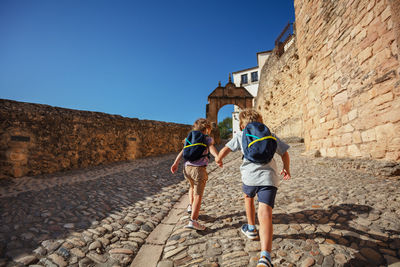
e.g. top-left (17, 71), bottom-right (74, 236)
top-left (218, 117), bottom-right (232, 139)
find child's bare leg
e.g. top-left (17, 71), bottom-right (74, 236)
top-left (188, 186), bottom-right (194, 206)
top-left (258, 202), bottom-right (273, 252)
top-left (191, 170), bottom-right (207, 221)
top-left (244, 194), bottom-right (256, 226)
top-left (191, 193), bottom-right (203, 220)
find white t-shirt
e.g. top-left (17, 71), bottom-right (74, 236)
top-left (226, 131), bottom-right (290, 187)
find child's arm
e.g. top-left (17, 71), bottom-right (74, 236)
top-left (280, 151), bottom-right (291, 180)
top-left (170, 149), bottom-right (183, 174)
top-left (209, 144), bottom-right (219, 158)
top-left (209, 144), bottom-right (223, 167)
top-left (215, 146), bottom-right (232, 168)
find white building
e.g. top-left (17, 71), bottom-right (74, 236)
top-left (231, 50), bottom-right (272, 135)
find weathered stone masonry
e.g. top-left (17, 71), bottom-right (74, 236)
top-left (256, 0), bottom-right (400, 162)
top-left (0, 99), bottom-right (191, 178)
top-left (255, 36), bottom-right (302, 141)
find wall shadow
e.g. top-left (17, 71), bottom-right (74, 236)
top-left (206, 204), bottom-right (399, 266)
top-left (0, 153), bottom-right (186, 265)
top-left (272, 204), bottom-right (400, 266)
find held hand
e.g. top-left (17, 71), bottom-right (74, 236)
top-left (281, 169), bottom-right (291, 180)
top-left (217, 161), bottom-right (223, 168)
top-left (215, 157), bottom-right (223, 168)
top-left (171, 163), bottom-right (178, 174)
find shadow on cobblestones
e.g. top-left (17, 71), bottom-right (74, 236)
top-left (154, 145), bottom-right (400, 267)
top-left (272, 203), bottom-right (400, 266)
top-left (181, 202), bottom-right (400, 266)
top-left (196, 212), bottom-right (246, 236)
top-left (0, 155), bottom-right (187, 265)
top-left (200, 211), bottom-right (246, 223)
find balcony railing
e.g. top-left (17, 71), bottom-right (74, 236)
top-left (275, 22), bottom-right (295, 56)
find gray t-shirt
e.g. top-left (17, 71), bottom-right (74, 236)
top-left (226, 131), bottom-right (290, 187)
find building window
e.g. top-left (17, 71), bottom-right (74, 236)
top-left (241, 74), bottom-right (248, 84)
top-left (251, 71), bottom-right (258, 82)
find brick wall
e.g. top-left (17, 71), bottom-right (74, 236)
top-left (0, 99), bottom-right (191, 178)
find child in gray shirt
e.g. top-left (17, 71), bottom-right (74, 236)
top-left (216, 109), bottom-right (291, 267)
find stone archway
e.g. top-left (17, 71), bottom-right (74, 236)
top-left (206, 75), bottom-right (254, 142)
top-left (206, 75), bottom-right (254, 125)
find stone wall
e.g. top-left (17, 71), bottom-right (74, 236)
top-left (294, 0), bottom-right (400, 161)
top-left (255, 36), bottom-right (303, 140)
top-left (256, 0), bottom-right (400, 162)
top-left (389, 0), bottom-right (400, 56)
top-left (0, 99), bottom-right (191, 178)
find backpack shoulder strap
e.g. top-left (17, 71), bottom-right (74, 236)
top-left (184, 142), bottom-right (207, 148)
top-left (184, 131), bottom-right (207, 149)
top-left (247, 135), bottom-right (277, 148)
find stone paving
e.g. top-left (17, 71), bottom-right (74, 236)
top-left (153, 143), bottom-right (400, 267)
top-left (0, 143), bottom-right (400, 267)
top-left (0, 154), bottom-right (189, 267)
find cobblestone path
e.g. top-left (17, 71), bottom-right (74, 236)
top-left (154, 144), bottom-right (400, 267)
top-left (1, 143), bottom-right (400, 267)
top-left (0, 154), bottom-right (189, 267)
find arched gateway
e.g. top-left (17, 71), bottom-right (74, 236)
top-left (206, 74), bottom-right (254, 126)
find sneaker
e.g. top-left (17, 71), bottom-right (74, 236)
top-left (257, 256), bottom-right (273, 267)
top-left (185, 220), bottom-right (206, 231)
top-left (187, 204), bottom-right (192, 214)
top-left (241, 224), bottom-right (258, 240)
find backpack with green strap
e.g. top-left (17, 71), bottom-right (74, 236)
top-left (242, 122), bottom-right (277, 164)
top-left (183, 131), bottom-right (208, 161)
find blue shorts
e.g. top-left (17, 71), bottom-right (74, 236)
top-left (242, 184), bottom-right (277, 208)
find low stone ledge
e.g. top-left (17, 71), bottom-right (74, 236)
top-left (309, 155), bottom-right (400, 178)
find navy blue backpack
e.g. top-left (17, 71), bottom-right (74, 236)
top-left (183, 131), bottom-right (208, 161)
top-left (242, 122), bottom-right (277, 163)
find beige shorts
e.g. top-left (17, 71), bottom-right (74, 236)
top-left (183, 165), bottom-right (208, 196)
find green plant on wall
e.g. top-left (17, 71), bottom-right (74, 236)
top-left (218, 117), bottom-right (232, 139)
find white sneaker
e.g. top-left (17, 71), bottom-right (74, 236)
top-left (187, 204), bottom-right (192, 214)
top-left (241, 224), bottom-right (259, 240)
top-left (185, 220), bottom-right (206, 231)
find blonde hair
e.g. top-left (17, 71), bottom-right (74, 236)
top-left (239, 109), bottom-right (263, 130)
top-left (192, 118), bottom-right (211, 132)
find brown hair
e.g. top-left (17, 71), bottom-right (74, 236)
top-left (192, 118), bottom-right (211, 132)
top-left (239, 109), bottom-right (263, 130)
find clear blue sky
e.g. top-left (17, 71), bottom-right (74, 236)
top-left (0, 0), bottom-right (295, 125)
